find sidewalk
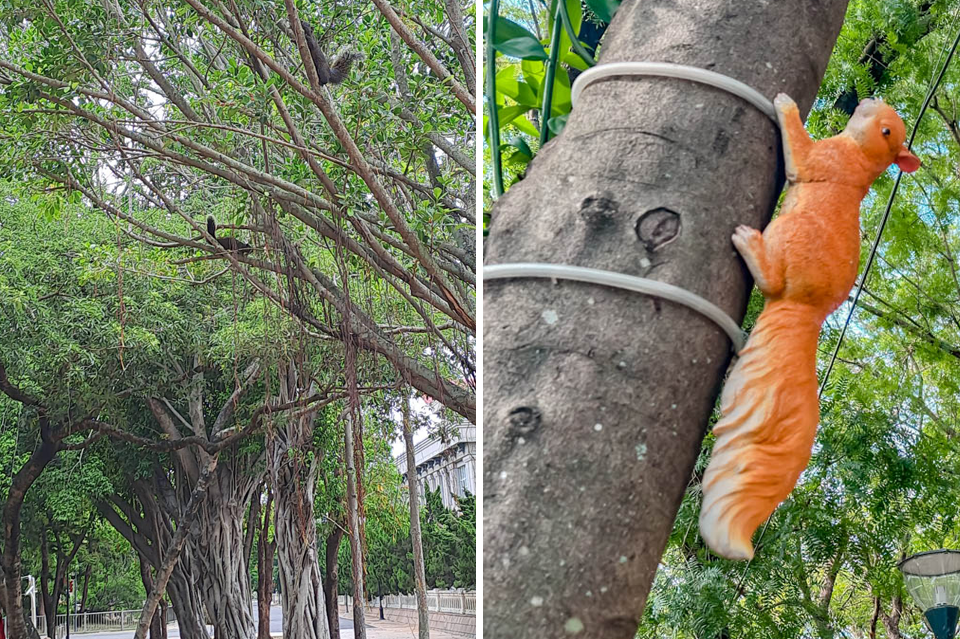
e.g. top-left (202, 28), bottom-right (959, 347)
top-left (336, 617), bottom-right (467, 639)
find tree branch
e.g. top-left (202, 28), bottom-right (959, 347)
top-left (368, 0), bottom-right (475, 112)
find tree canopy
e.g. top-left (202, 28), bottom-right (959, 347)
top-left (0, 0), bottom-right (476, 634)
top-left (0, 0), bottom-right (476, 420)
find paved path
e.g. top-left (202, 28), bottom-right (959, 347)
top-left (50, 607), bottom-right (471, 639)
top-left (57, 604), bottom-right (354, 639)
top-left (343, 617), bottom-right (467, 639)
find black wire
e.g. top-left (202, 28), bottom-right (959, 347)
top-left (817, 24), bottom-right (960, 399)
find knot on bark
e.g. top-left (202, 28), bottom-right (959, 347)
top-left (636, 207), bottom-right (681, 252)
top-left (578, 194), bottom-right (619, 231)
top-left (507, 406), bottom-right (542, 438)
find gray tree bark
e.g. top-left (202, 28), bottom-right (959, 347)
top-left (135, 456), bottom-right (218, 639)
top-left (483, 1), bottom-right (849, 637)
top-left (193, 463), bottom-right (259, 639)
top-left (323, 526), bottom-right (344, 639)
top-left (98, 492), bottom-right (208, 639)
top-left (402, 396), bottom-right (430, 639)
top-left (343, 411), bottom-right (367, 639)
top-left (270, 446), bottom-right (329, 639)
top-left (268, 365), bottom-right (331, 639)
top-left (0, 422), bottom-right (56, 639)
top-left (256, 491), bottom-right (276, 639)
top-left (139, 559), bottom-right (167, 639)
top-left (146, 371), bottom-right (261, 639)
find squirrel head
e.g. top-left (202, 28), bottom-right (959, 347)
top-left (843, 98), bottom-right (920, 174)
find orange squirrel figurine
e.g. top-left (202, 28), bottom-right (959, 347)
top-left (698, 95), bottom-right (920, 560)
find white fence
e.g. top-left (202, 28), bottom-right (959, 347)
top-left (339, 589), bottom-right (476, 616)
top-left (34, 608), bottom-right (176, 637)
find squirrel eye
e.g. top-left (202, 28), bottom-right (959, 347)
top-left (882, 127), bottom-right (891, 136)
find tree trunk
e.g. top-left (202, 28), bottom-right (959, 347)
top-left (881, 595), bottom-right (902, 639)
top-left (158, 600), bottom-right (169, 639)
top-left (268, 406), bottom-right (331, 639)
top-left (41, 522), bottom-right (90, 636)
top-left (482, 1), bottom-right (849, 637)
top-left (39, 535), bottom-right (56, 639)
top-left (403, 396), bottom-right (430, 639)
top-left (323, 527), bottom-right (344, 639)
top-left (136, 539), bottom-right (206, 639)
top-left (99, 487), bottom-right (209, 639)
top-left (813, 543), bottom-right (845, 639)
top-left (163, 564), bottom-right (206, 639)
top-left (193, 464), bottom-right (258, 639)
top-left (135, 456), bottom-right (218, 639)
top-left (79, 565), bottom-right (91, 615)
top-left (139, 562), bottom-right (165, 639)
top-left (244, 487), bottom-right (262, 578)
top-left (343, 412), bottom-right (367, 639)
top-left (377, 582), bottom-right (383, 620)
top-left (257, 491), bottom-right (276, 639)
top-left (144, 378), bottom-right (261, 639)
top-left (1, 425), bottom-right (56, 639)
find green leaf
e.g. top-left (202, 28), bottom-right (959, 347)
top-left (496, 67), bottom-right (539, 107)
top-left (511, 116), bottom-right (539, 138)
top-left (502, 136), bottom-right (533, 162)
top-left (562, 51), bottom-right (591, 71)
top-left (495, 36), bottom-right (548, 60)
top-left (550, 67), bottom-right (572, 115)
top-left (584, 0), bottom-right (619, 24)
top-left (520, 58), bottom-right (545, 93)
top-left (556, 0), bottom-right (582, 62)
top-left (497, 105), bottom-right (532, 130)
top-left (547, 114), bottom-right (568, 135)
top-left (505, 149), bottom-right (532, 168)
top-left (491, 18), bottom-right (548, 60)
top-left (492, 16), bottom-right (541, 45)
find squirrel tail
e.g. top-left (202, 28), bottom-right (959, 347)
top-left (699, 300), bottom-right (821, 560)
top-left (207, 216), bottom-right (217, 238)
top-left (298, 19), bottom-right (361, 85)
top-left (328, 50), bottom-right (363, 84)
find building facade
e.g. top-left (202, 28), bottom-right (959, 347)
top-left (395, 422), bottom-right (476, 509)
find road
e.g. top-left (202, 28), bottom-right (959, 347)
top-left (61, 604), bottom-right (354, 639)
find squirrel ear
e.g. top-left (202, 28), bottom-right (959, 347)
top-left (895, 146), bottom-right (921, 173)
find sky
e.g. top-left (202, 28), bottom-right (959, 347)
top-left (388, 394), bottom-right (440, 459)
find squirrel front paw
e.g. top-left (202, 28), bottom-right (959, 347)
top-left (731, 224), bottom-right (762, 257)
top-left (773, 93), bottom-right (798, 114)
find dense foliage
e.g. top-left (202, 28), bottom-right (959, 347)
top-left (0, 173), bottom-right (473, 635)
top-left (349, 488), bottom-right (477, 595)
top-left (0, 0), bottom-right (475, 631)
top-left (0, 0), bottom-right (476, 416)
